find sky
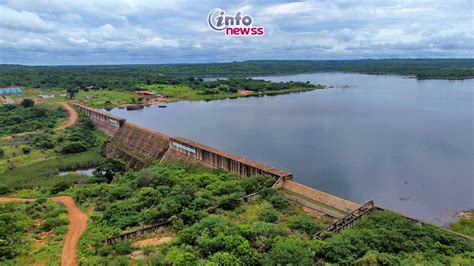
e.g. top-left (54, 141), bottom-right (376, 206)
top-left (0, 0), bottom-right (472, 65)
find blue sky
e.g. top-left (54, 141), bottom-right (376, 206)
top-left (0, 0), bottom-right (472, 65)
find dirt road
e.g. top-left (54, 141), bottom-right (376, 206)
top-left (56, 103), bottom-right (78, 130)
top-left (50, 196), bottom-right (87, 266)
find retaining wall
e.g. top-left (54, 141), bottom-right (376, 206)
top-left (74, 104), bottom-right (125, 137)
top-left (111, 122), bottom-right (170, 160)
top-left (167, 136), bottom-right (293, 179)
top-left (279, 179), bottom-right (360, 218)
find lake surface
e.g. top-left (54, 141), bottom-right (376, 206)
top-left (108, 72), bottom-right (473, 225)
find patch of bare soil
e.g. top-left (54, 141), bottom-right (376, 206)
top-left (238, 89), bottom-right (256, 96)
top-left (0, 197), bottom-right (34, 202)
top-left (133, 236), bottom-right (173, 248)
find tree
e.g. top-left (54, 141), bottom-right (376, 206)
top-left (20, 98), bottom-right (34, 108)
top-left (67, 87), bottom-right (79, 99)
top-left (59, 142), bottom-right (87, 154)
top-left (267, 237), bottom-right (313, 265)
top-left (93, 158), bottom-right (128, 183)
top-left (0, 148), bottom-right (5, 159)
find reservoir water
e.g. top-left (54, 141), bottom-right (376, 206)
top-left (108, 72), bottom-right (473, 225)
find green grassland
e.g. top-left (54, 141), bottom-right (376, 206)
top-left (74, 89), bottom-right (140, 108)
top-left (451, 211), bottom-right (474, 237)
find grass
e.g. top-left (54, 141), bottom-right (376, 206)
top-left (450, 211), bottom-right (474, 237)
top-left (140, 84), bottom-right (320, 102)
top-left (141, 84), bottom-right (241, 101)
top-left (0, 148), bottom-right (104, 189)
top-left (74, 90), bottom-right (139, 108)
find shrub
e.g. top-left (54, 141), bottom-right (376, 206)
top-left (0, 148), bottom-right (5, 159)
top-left (209, 252), bottom-right (242, 265)
top-left (257, 208), bottom-right (280, 223)
top-left (20, 98), bottom-right (34, 108)
top-left (269, 194), bottom-right (289, 210)
top-left (288, 215), bottom-right (323, 236)
top-left (113, 240), bottom-right (132, 255)
top-left (42, 215), bottom-right (68, 231)
top-left (267, 237), bottom-right (314, 265)
top-left (51, 181), bottom-right (72, 194)
top-left (0, 185), bottom-right (11, 195)
top-left (21, 146), bottom-right (31, 154)
top-left (60, 142), bottom-right (87, 154)
top-left (218, 193), bottom-right (242, 210)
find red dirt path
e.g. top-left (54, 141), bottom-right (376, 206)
top-left (50, 196), bottom-right (87, 266)
top-left (56, 103), bottom-right (78, 130)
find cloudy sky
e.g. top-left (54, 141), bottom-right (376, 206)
top-left (0, 0), bottom-right (472, 65)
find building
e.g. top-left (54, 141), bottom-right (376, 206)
top-left (0, 87), bottom-right (22, 95)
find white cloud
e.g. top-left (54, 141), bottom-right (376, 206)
top-left (0, 0), bottom-right (472, 64)
top-left (0, 6), bottom-right (55, 32)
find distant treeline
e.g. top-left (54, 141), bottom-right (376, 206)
top-left (0, 59), bottom-right (473, 89)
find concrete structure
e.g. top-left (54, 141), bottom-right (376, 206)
top-left (75, 104), bottom-right (125, 137)
top-left (163, 136), bottom-right (293, 179)
top-left (276, 179), bottom-right (360, 218)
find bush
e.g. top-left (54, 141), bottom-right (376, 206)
top-left (0, 148), bottom-right (5, 159)
top-left (267, 237), bottom-right (314, 265)
top-left (60, 142), bottom-right (87, 154)
top-left (20, 98), bottom-right (35, 108)
top-left (269, 194), bottom-right (289, 210)
top-left (218, 193), bottom-right (242, 210)
top-left (42, 215), bottom-right (68, 231)
top-left (257, 208), bottom-right (280, 223)
top-left (51, 181), bottom-right (72, 194)
top-left (21, 146), bottom-right (31, 154)
top-left (209, 252), bottom-right (242, 265)
top-left (113, 240), bottom-right (132, 255)
top-left (288, 215), bottom-right (323, 236)
top-left (0, 185), bottom-right (11, 195)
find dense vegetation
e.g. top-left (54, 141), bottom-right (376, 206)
top-left (49, 161), bottom-right (471, 265)
top-left (0, 200), bottom-right (68, 265)
top-left (0, 102), bottom-right (66, 136)
top-left (0, 59), bottom-right (472, 90)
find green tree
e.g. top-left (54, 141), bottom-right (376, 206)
top-left (20, 98), bottom-right (34, 108)
top-left (267, 237), bottom-right (313, 265)
top-left (93, 158), bottom-right (128, 183)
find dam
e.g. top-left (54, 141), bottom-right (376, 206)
top-left (75, 103), bottom-right (472, 240)
top-left (74, 103), bottom-right (360, 220)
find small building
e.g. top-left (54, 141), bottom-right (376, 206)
top-left (0, 87), bottom-right (22, 95)
top-left (39, 94), bottom-right (55, 99)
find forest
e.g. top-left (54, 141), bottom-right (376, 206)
top-left (0, 59), bottom-right (472, 90)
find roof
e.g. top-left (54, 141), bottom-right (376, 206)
top-left (171, 136), bottom-right (293, 178)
